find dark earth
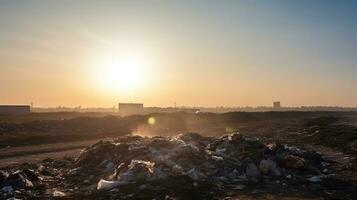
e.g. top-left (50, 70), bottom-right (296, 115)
top-left (0, 112), bottom-right (356, 199)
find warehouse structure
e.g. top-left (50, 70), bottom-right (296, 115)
top-left (273, 101), bottom-right (281, 109)
top-left (0, 105), bottom-right (31, 115)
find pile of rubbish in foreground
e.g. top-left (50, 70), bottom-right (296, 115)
top-left (1, 133), bottom-right (356, 199)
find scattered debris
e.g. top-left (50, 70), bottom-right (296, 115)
top-left (1, 186), bottom-right (13, 193)
top-left (245, 163), bottom-right (260, 181)
top-left (259, 159), bottom-right (281, 176)
top-left (0, 170), bottom-right (8, 184)
top-left (309, 176), bottom-right (322, 183)
top-left (1, 132), bottom-right (356, 199)
top-left (97, 179), bottom-right (121, 191)
top-left (281, 155), bottom-right (305, 169)
top-left (53, 190), bottom-right (66, 197)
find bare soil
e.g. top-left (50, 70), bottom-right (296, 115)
top-left (0, 112), bottom-right (356, 199)
top-left (0, 140), bottom-right (98, 168)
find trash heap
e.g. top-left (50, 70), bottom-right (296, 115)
top-left (72, 132), bottom-right (328, 199)
top-left (0, 169), bottom-right (38, 194)
top-left (2, 132), bottom-right (347, 199)
top-left (0, 158), bottom-right (73, 199)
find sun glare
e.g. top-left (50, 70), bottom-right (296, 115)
top-left (95, 55), bottom-right (147, 92)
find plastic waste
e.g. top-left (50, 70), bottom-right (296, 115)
top-left (97, 179), bottom-right (121, 191)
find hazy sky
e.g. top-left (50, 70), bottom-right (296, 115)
top-left (0, 0), bottom-right (356, 107)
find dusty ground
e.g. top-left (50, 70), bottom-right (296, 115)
top-left (0, 140), bottom-right (98, 168)
top-left (0, 112), bottom-right (356, 199)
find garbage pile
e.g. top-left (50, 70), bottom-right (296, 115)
top-left (2, 132), bottom-right (353, 199)
top-left (0, 158), bottom-right (74, 199)
top-left (73, 132), bottom-right (331, 199)
top-left (0, 169), bottom-right (38, 194)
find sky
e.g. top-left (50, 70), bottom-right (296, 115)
top-left (0, 0), bottom-right (356, 107)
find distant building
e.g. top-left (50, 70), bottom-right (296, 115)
top-left (273, 101), bottom-right (281, 109)
top-left (119, 103), bottom-right (144, 116)
top-left (0, 105), bottom-right (31, 115)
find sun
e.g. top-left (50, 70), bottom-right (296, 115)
top-left (96, 55), bottom-right (147, 92)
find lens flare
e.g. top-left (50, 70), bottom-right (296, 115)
top-left (148, 117), bottom-right (156, 125)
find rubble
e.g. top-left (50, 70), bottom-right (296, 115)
top-left (0, 170), bottom-right (8, 185)
top-left (259, 159), bottom-right (281, 176)
top-left (245, 163), bottom-right (260, 181)
top-left (1, 186), bottom-right (13, 193)
top-left (3, 170), bottom-right (35, 189)
top-left (281, 155), bottom-right (305, 169)
top-left (70, 132), bottom-right (334, 198)
top-left (1, 132), bottom-right (356, 199)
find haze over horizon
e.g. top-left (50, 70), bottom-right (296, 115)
top-left (1, 0), bottom-right (356, 108)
